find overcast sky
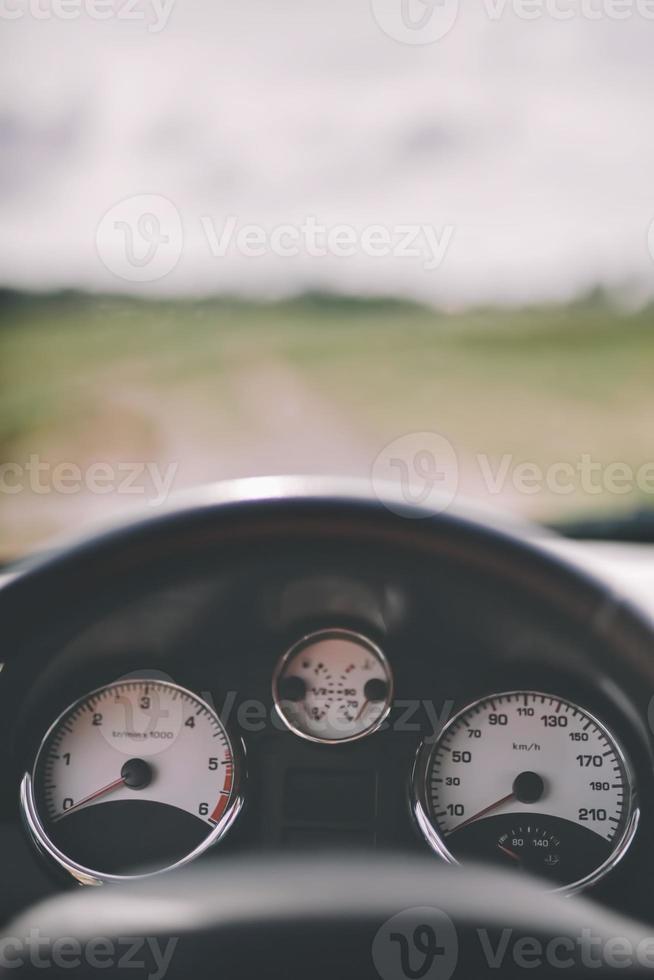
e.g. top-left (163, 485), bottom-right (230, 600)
top-left (1, 0), bottom-right (654, 306)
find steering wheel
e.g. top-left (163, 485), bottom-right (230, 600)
top-left (4, 855), bottom-right (654, 978)
top-left (2, 479), bottom-right (654, 979)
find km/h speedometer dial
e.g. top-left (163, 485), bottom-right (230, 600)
top-left (413, 691), bottom-right (638, 892)
top-left (21, 679), bottom-right (243, 884)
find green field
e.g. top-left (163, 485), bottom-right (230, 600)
top-left (1, 289), bottom-right (654, 558)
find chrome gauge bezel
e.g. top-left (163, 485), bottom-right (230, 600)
top-left (411, 690), bottom-right (640, 895)
top-left (272, 628), bottom-right (394, 745)
top-left (20, 679), bottom-right (246, 886)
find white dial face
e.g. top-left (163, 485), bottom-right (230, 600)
top-left (273, 631), bottom-right (393, 743)
top-left (417, 691), bottom-right (636, 890)
top-left (29, 680), bottom-right (240, 879)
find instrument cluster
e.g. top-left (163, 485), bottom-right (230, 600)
top-left (19, 629), bottom-right (641, 894)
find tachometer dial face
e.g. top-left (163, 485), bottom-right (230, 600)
top-left (413, 691), bottom-right (638, 892)
top-left (22, 680), bottom-right (243, 883)
top-left (272, 629), bottom-right (393, 743)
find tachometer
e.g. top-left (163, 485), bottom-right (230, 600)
top-left (21, 679), bottom-right (243, 884)
top-left (412, 691), bottom-right (638, 892)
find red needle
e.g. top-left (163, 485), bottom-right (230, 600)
top-left (53, 775), bottom-right (126, 822)
top-left (445, 792), bottom-right (515, 836)
top-left (498, 843), bottom-right (522, 863)
top-left (354, 700), bottom-right (369, 721)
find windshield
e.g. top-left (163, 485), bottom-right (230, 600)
top-left (1, 4), bottom-right (653, 559)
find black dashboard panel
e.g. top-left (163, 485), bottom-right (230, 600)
top-left (1, 484), bottom-right (653, 925)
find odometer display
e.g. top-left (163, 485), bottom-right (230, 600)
top-left (22, 679), bottom-right (243, 883)
top-left (413, 691), bottom-right (638, 892)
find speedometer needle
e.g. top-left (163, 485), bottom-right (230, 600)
top-left (445, 792), bottom-right (515, 836)
top-left (53, 775), bottom-right (126, 822)
top-left (498, 843), bottom-right (522, 863)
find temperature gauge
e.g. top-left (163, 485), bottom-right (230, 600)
top-left (272, 629), bottom-right (393, 744)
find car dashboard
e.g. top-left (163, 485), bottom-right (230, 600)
top-left (1, 484), bottom-right (653, 929)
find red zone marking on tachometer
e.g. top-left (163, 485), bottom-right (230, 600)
top-left (210, 763), bottom-right (233, 824)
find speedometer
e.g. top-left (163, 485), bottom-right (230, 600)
top-left (412, 691), bottom-right (638, 892)
top-left (21, 679), bottom-right (243, 884)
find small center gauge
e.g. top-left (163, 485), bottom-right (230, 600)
top-left (272, 629), bottom-right (393, 744)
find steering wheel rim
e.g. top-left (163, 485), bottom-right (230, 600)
top-left (3, 854), bottom-right (654, 978)
top-left (2, 477), bottom-right (654, 714)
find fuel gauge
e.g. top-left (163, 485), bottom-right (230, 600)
top-left (272, 629), bottom-right (393, 744)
